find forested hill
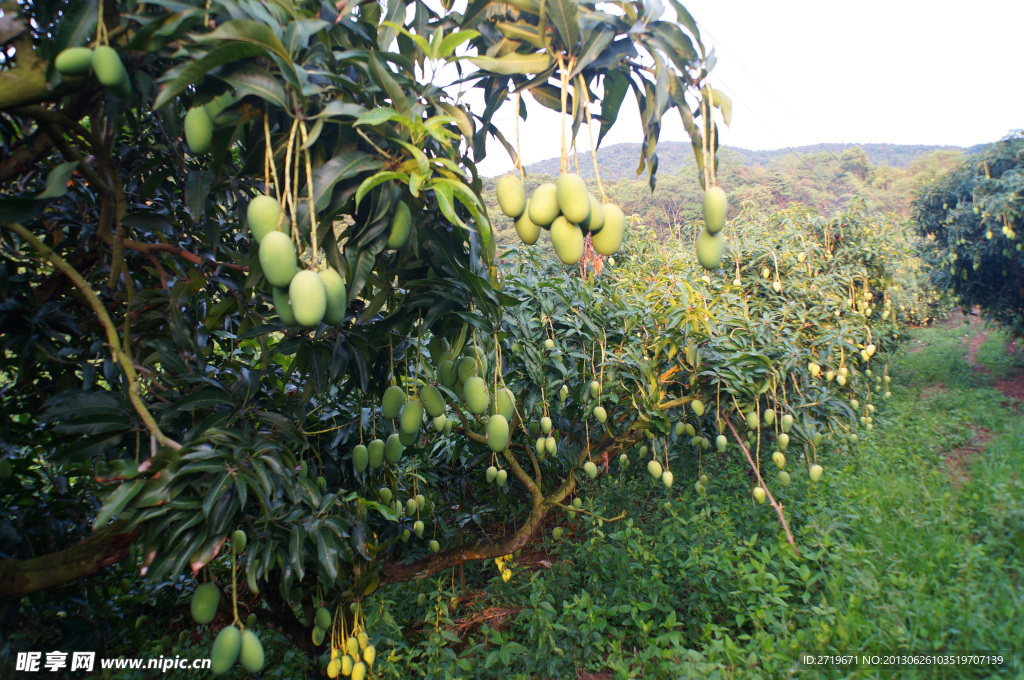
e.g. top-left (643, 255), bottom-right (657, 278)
top-left (520, 141), bottom-right (983, 180)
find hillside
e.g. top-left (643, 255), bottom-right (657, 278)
top-left (519, 141), bottom-right (983, 180)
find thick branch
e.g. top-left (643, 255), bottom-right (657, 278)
top-left (0, 520), bottom-right (137, 598)
top-left (724, 416), bottom-right (798, 554)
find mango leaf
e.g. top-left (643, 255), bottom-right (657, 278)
top-left (437, 29), bottom-right (480, 58)
top-left (377, 0), bottom-right (407, 51)
top-left (546, 0), bottom-right (579, 52)
top-left (528, 83), bottom-right (570, 113)
top-left (355, 171), bottom-right (409, 209)
top-left (217, 62), bottom-right (289, 109)
top-left (596, 69), bottom-right (628, 148)
top-left (354, 107), bottom-right (407, 128)
top-left (93, 480), bottom-right (145, 529)
top-left (368, 52), bottom-right (412, 119)
top-left (570, 26), bottom-right (614, 78)
top-left (154, 42), bottom-right (268, 110)
top-left (195, 19), bottom-right (290, 60)
top-left (709, 88), bottom-right (732, 126)
top-left (37, 162), bottom-right (79, 199)
top-left (313, 151), bottom-right (384, 212)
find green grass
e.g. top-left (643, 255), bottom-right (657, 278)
top-left (363, 322), bottom-right (1024, 679)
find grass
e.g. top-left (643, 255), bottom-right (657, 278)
top-left (364, 321), bottom-right (1024, 679)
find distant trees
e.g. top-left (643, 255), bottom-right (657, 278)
top-left (912, 132), bottom-right (1024, 338)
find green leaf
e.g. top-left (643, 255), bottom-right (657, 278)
top-left (469, 52), bottom-right (554, 76)
top-left (354, 107), bottom-right (407, 128)
top-left (37, 162), bottom-right (79, 199)
top-left (545, 0), bottom-right (580, 52)
top-left (368, 52), bottom-right (412, 119)
top-left (495, 22), bottom-right (547, 49)
top-left (93, 480), bottom-right (145, 529)
top-left (313, 152), bottom-right (385, 212)
top-left (570, 26), bottom-right (614, 78)
top-left (217, 62), bottom-right (289, 109)
top-left (528, 83), bottom-right (570, 113)
top-left (431, 180), bottom-right (463, 228)
top-left (437, 29), bottom-right (480, 58)
top-left (377, 0), bottom-right (407, 51)
top-left (154, 42), bottom-right (268, 110)
top-left (355, 171), bottom-right (408, 209)
top-left (196, 19), bottom-right (290, 60)
top-left (709, 88), bottom-right (732, 126)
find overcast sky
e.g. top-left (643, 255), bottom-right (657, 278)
top-left (472, 1), bottom-right (1024, 177)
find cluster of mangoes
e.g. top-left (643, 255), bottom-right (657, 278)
top-left (696, 186), bottom-right (728, 270)
top-left (54, 45), bottom-right (130, 97)
top-left (324, 618), bottom-right (376, 679)
top-left (247, 195), bottom-right (348, 328)
top-left (496, 174), bottom-right (626, 264)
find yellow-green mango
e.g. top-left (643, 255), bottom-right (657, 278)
top-left (315, 607), bottom-right (331, 630)
top-left (487, 414), bottom-right (509, 452)
top-left (231, 530), bottom-right (247, 553)
top-left (311, 626), bottom-right (326, 646)
top-left (399, 398), bottom-right (423, 435)
top-left (550, 216), bottom-right (584, 265)
top-left (703, 186), bottom-right (727, 234)
top-left (591, 203), bottom-right (625, 255)
top-left (528, 183), bottom-right (559, 227)
top-left (247, 195), bottom-right (281, 244)
top-left (384, 434), bottom-right (403, 463)
top-left (438, 359), bottom-right (457, 387)
top-left (457, 356), bottom-right (478, 382)
top-left (496, 175), bottom-right (526, 218)
top-left (466, 345), bottom-right (488, 375)
top-left (289, 270), bottom-right (327, 327)
top-left (514, 202), bottom-right (540, 244)
top-left (420, 384), bottom-right (445, 418)
top-left (55, 47), bottom-right (93, 76)
top-left (210, 625), bottom-right (241, 675)
top-left (387, 201), bottom-right (411, 249)
top-left (203, 91), bottom-right (238, 123)
top-left (556, 173), bottom-right (590, 224)
top-left (184, 107), bottom-right (213, 154)
top-left (352, 444), bottom-right (369, 472)
top-left (91, 46), bottom-right (127, 87)
top-left (580, 194), bottom-right (604, 233)
top-left (382, 385), bottom-right (405, 419)
top-left (367, 439), bottom-right (385, 468)
top-left (319, 268), bottom-right (347, 325)
top-left (463, 376), bottom-right (489, 415)
top-left (259, 231), bottom-right (298, 288)
top-left (272, 287), bottom-right (296, 325)
top-left (239, 630), bottom-right (264, 672)
top-left (695, 227), bottom-right (723, 270)
top-left (190, 582), bottom-right (220, 624)
top-left (495, 387), bottom-right (514, 421)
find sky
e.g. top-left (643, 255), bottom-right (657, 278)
top-left (472, 1), bottom-right (1024, 177)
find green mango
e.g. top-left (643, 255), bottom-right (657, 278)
top-left (190, 583), bottom-right (220, 625)
top-left (591, 203), bottom-right (625, 255)
top-left (239, 629), bottom-right (264, 672)
top-left (382, 386), bottom-right (405, 419)
top-left (486, 414), bottom-right (509, 452)
top-left (497, 175), bottom-right (526, 218)
top-left (387, 200), bottom-right (412, 249)
top-left (528, 183), bottom-right (559, 227)
top-left (289, 270), bottom-right (327, 327)
top-left (367, 439), bottom-right (385, 468)
top-left (259, 231), bottom-right (298, 288)
top-left (210, 625), bottom-right (241, 675)
top-left (399, 399), bottom-right (423, 435)
top-left (319, 268), bottom-right (347, 325)
top-left (184, 107), bottom-right (213, 154)
top-left (247, 195), bottom-right (282, 244)
top-left (556, 173), bottom-right (590, 224)
top-left (54, 47), bottom-right (93, 76)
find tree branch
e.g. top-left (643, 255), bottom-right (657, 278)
top-left (724, 416), bottom-right (798, 554)
top-left (0, 520), bottom-right (137, 598)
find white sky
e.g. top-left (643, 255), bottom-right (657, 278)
top-left (472, 1), bottom-right (1024, 177)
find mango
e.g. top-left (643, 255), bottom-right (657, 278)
top-left (496, 175), bottom-right (526, 218)
top-left (703, 186), bottom-right (727, 234)
top-left (662, 470), bottom-right (674, 488)
top-left (584, 461), bottom-right (598, 478)
top-left (438, 358), bottom-right (457, 387)
top-left (387, 200), bottom-right (411, 249)
top-left (352, 444), bottom-right (369, 472)
top-left (55, 47), bottom-right (93, 76)
top-left (556, 173), bottom-right (590, 224)
top-left (91, 46), bottom-right (127, 88)
top-left (495, 387), bottom-right (515, 421)
top-left (312, 626), bottom-right (326, 646)
top-left (210, 625), bottom-right (241, 675)
top-left (487, 414), bottom-right (509, 452)
top-left (550, 216), bottom-right (584, 265)
top-left (239, 629), bottom-right (264, 672)
top-left (272, 287), bottom-right (296, 325)
top-left (420, 385), bottom-right (445, 418)
top-left (463, 376), bottom-right (489, 415)
top-left (399, 398), bottom-right (423, 435)
top-left (231, 530), bottom-right (247, 553)
top-left (259, 231), bottom-right (299, 288)
top-left (495, 469), bottom-right (507, 486)
top-left (593, 406), bottom-right (607, 423)
top-left (544, 436), bottom-right (556, 455)
top-left (486, 465), bottom-right (498, 483)
top-left (247, 195), bottom-right (282, 244)
top-left (382, 386), bottom-right (405, 419)
top-left (514, 204), bottom-right (541, 244)
top-left (319, 268), bottom-right (347, 325)
top-left (184, 107), bottom-right (213, 154)
top-left (647, 460), bottom-right (663, 479)
top-left (190, 582), bottom-right (220, 624)
top-left (695, 227), bottom-right (723, 270)
top-left (289, 270), bottom-right (327, 327)
top-left (528, 183), bottom-right (559, 227)
top-left (580, 194), bottom-right (605, 233)
top-left (367, 439), bottom-right (385, 468)
top-left (591, 203), bottom-right (625, 255)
